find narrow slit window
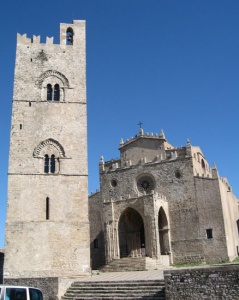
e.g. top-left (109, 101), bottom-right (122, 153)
top-left (20, 124), bottom-right (22, 130)
top-left (46, 197), bottom-right (50, 220)
top-left (206, 228), bottom-right (213, 239)
top-left (50, 155), bottom-right (55, 173)
top-left (47, 84), bottom-right (53, 101)
top-left (54, 84), bottom-right (60, 101)
top-left (29, 102), bottom-right (31, 107)
top-left (44, 155), bottom-right (49, 173)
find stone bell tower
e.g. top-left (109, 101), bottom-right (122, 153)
top-left (4, 20), bottom-right (90, 278)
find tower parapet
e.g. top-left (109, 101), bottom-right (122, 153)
top-left (16, 20), bottom-right (85, 46)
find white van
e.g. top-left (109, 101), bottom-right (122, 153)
top-left (0, 286), bottom-right (43, 300)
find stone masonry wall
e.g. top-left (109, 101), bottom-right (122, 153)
top-left (89, 191), bottom-right (106, 269)
top-left (5, 20), bottom-right (90, 279)
top-left (164, 264), bottom-right (239, 299)
top-left (4, 277), bottom-right (59, 300)
top-left (195, 177), bottom-right (229, 263)
top-left (99, 155), bottom-right (208, 264)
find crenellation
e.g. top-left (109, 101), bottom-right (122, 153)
top-left (17, 33), bottom-right (32, 44)
top-left (33, 35), bottom-right (41, 43)
top-left (45, 36), bottom-right (54, 44)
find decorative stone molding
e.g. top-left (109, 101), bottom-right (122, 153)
top-left (36, 70), bottom-right (69, 88)
top-left (33, 138), bottom-right (65, 157)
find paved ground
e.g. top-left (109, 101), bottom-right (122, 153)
top-left (75, 269), bottom-right (169, 282)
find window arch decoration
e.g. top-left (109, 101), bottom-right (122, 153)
top-left (36, 70), bottom-right (69, 89)
top-left (34, 139), bottom-right (65, 174)
top-left (33, 138), bottom-right (65, 158)
top-left (36, 70), bottom-right (70, 102)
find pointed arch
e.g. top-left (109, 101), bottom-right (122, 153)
top-left (158, 207), bottom-right (170, 255)
top-left (118, 207), bottom-right (145, 258)
top-left (33, 138), bottom-right (65, 158)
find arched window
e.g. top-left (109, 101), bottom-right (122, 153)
top-left (44, 155), bottom-right (49, 173)
top-left (66, 27), bottom-right (74, 45)
top-left (50, 155), bottom-right (55, 173)
top-left (53, 84), bottom-right (60, 101)
top-left (47, 84), bottom-right (53, 101)
top-left (201, 159), bottom-right (205, 169)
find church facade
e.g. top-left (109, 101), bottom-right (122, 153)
top-left (89, 128), bottom-right (239, 269)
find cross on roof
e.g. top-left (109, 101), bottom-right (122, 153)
top-left (138, 121), bottom-right (143, 128)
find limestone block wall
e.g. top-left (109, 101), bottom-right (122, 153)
top-left (4, 277), bottom-right (59, 300)
top-left (5, 175), bottom-right (90, 278)
top-left (219, 177), bottom-right (239, 261)
top-left (119, 136), bottom-right (168, 166)
top-left (164, 264), bottom-right (239, 299)
top-left (194, 177), bottom-right (229, 263)
top-left (5, 20), bottom-right (90, 279)
top-left (89, 191), bottom-right (106, 269)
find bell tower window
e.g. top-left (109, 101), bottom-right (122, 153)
top-left (66, 27), bottom-right (74, 45)
top-left (47, 84), bottom-right (53, 101)
top-left (44, 154), bottom-right (56, 174)
top-left (50, 155), bottom-right (56, 173)
top-left (44, 155), bottom-right (49, 173)
top-left (53, 84), bottom-right (60, 101)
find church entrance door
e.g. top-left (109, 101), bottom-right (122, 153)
top-left (118, 208), bottom-right (145, 258)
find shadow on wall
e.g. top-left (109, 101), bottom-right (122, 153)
top-left (90, 231), bottom-right (105, 270)
top-left (0, 250), bottom-right (4, 284)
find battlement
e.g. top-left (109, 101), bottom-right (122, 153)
top-left (119, 128), bottom-right (167, 149)
top-left (103, 190), bottom-right (167, 204)
top-left (16, 20), bottom-right (85, 46)
top-left (17, 33), bottom-right (54, 45)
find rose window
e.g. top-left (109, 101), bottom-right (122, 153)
top-left (137, 175), bottom-right (155, 193)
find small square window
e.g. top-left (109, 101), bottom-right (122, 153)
top-left (206, 228), bottom-right (213, 239)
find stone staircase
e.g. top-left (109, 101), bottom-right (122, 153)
top-left (99, 257), bottom-right (168, 272)
top-left (100, 257), bottom-right (146, 272)
top-left (61, 279), bottom-right (166, 300)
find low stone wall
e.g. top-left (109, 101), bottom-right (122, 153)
top-left (164, 264), bottom-right (239, 299)
top-left (4, 277), bottom-right (59, 300)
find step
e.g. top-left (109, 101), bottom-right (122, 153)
top-left (62, 280), bottom-right (165, 300)
top-left (62, 296), bottom-right (165, 300)
top-left (100, 258), bottom-right (147, 272)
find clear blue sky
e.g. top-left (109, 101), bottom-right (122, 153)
top-left (0, 0), bottom-right (239, 248)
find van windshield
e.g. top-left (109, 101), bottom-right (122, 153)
top-left (6, 288), bottom-right (27, 300)
top-left (29, 288), bottom-right (43, 300)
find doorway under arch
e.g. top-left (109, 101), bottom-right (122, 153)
top-left (158, 207), bottom-right (170, 255)
top-left (118, 208), bottom-right (145, 258)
